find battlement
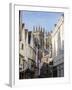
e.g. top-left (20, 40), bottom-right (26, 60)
top-left (33, 26), bottom-right (45, 33)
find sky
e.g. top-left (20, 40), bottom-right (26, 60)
top-left (21, 10), bottom-right (64, 32)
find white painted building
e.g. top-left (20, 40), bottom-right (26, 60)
top-left (52, 14), bottom-right (64, 77)
top-left (19, 23), bottom-right (36, 79)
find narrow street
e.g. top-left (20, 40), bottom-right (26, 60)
top-left (19, 11), bottom-right (64, 79)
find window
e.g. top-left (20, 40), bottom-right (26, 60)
top-left (28, 32), bottom-right (31, 44)
top-left (22, 43), bottom-right (23, 50)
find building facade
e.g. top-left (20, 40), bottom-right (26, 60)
top-left (52, 14), bottom-right (64, 77)
top-left (19, 11), bottom-right (36, 79)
